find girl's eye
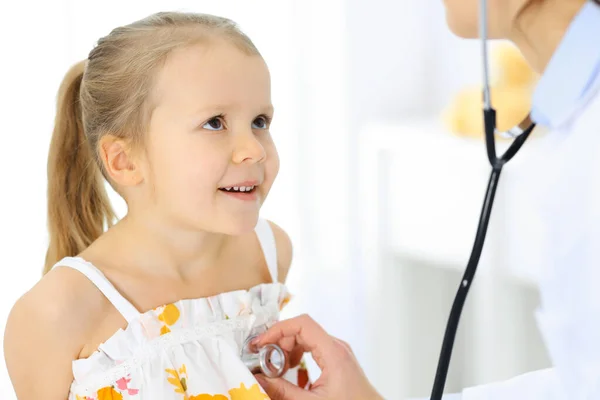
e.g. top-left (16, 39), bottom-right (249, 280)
top-left (203, 117), bottom-right (224, 131)
top-left (252, 116), bottom-right (271, 130)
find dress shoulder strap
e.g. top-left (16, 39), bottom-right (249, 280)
top-left (51, 256), bottom-right (141, 323)
top-left (254, 218), bottom-right (278, 282)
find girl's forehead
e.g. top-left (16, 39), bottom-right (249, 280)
top-left (154, 42), bottom-right (271, 111)
top-left (155, 45), bottom-right (271, 115)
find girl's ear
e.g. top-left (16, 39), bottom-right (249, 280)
top-left (98, 135), bottom-right (144, 187)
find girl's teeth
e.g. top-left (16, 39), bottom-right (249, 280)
top-left (222, 186), bottom-right (255, 192)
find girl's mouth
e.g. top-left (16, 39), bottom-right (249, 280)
top-left (218, 185), bottom-right (258, 201)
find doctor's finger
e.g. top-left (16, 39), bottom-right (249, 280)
top-left (272, 336), bottom-right (299, 353)
top-left (334, 338), bottom-right (354, 355)
top-left (255, 315), bottom-right (337, 367)
top-left (288, 345), bottom-right (305, 369)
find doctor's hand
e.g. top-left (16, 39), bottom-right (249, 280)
top-left (253, 314), bottom-right (383, 400)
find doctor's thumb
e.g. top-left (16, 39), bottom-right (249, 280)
top-left (255, 375), bottom-right (315, 400)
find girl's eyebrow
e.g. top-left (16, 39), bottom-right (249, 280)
top-left (262, 105), bottom-right (275, 114)
top-left (191, 104), bottom-right (274, 116)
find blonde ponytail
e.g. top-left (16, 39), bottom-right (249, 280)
top-left (44, 61), bottom-right (116, 275)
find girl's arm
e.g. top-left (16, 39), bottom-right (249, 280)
top-left (4, 268), bottom-right (96, 399)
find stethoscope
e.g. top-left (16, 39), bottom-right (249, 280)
top-left (429, 0), bottom-right (537, 399)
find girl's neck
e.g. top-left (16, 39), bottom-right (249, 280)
top-left (103, 214), bottom-right (231, 280)
top-left (508, 0), bottom-right (586, 74)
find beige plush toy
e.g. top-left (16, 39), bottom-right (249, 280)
top-left (443, 43), bottom-right (538, 139)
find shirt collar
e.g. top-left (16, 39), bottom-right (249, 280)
top-left (531, 1), bottom-right (600, 129)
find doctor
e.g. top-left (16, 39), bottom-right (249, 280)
top-left (255, 0), bottom-right (600, 399)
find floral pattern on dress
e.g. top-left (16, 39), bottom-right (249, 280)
top-left (75, 374), bottom-right (140, 399)
top-left (158, 303), bottom-right (181, 335)
top-left (72, 285), bottom-right (310, 399)
top-left (166, 363), bottom-right (270, 399)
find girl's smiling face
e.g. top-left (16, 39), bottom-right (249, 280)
top-left (141, 39), bottom-right (279, 235)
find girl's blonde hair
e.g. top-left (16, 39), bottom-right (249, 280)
top-left (44, 12), bottom-right (260, 275)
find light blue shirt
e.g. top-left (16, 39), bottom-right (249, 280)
top-left (531, 1), bottom-right (600, 129)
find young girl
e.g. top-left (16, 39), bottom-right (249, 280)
top-left (4, 11), bottom-right (309, 399)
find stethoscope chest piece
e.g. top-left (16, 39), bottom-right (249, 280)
top-left (241, 324), bottom-right (286, 378)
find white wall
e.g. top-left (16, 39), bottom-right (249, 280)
top-left (0, 1), bottom-right (71, 396)
top-left (346, 0), bottom-right (484, 120)
top-left (344, 0), bottom-right (486, 374)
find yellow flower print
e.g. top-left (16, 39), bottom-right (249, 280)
top-left (158, 303), bottom-right (181, 335)
top-left (97, 386), bottom-right (124, 400)
top-left (229, 383), bottom-right (270, 400)
top-left (166, 363), bottom-right (188, 394)
top-left (161, 325), bottom-right (171, 335)
top-left (279, 294), bottom-right (292, 311)
top-left (166, 363), bottom-right (231, 399)
top-left (159, 304), bottom-right (181, 325)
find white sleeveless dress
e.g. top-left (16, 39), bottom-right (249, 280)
top-left (51, 219), bottom-right (310, 400)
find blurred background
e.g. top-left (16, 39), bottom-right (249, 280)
top-left (0, 0), bottom-right (554, 399)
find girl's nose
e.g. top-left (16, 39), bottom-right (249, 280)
top-left (231, 130), bottom-right (266, 164)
